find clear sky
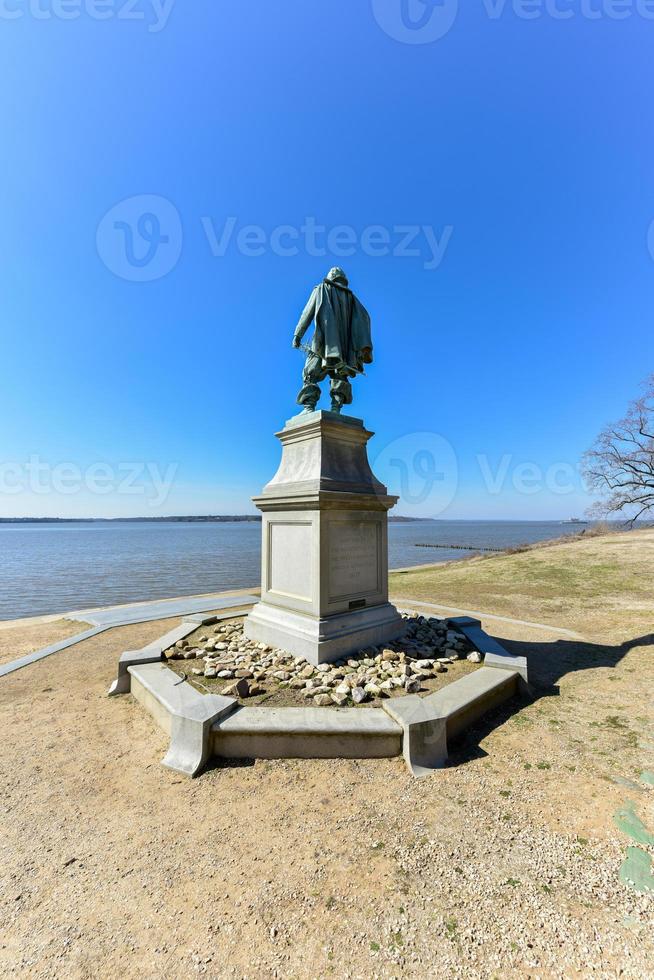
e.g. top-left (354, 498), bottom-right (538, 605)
top-left (2, 0), bottom-right (653, 519)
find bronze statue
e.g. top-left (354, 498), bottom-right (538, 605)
top-left (292, 267), bottom-right (373, 414)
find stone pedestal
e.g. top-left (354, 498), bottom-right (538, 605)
top-left (244, 411), bottom-right (403, 665)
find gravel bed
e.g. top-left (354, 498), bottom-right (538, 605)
top-left (165, 613), bottom-right (481, 706)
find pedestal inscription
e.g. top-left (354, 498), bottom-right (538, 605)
top-left (328, 522), bottom-right (380, 600)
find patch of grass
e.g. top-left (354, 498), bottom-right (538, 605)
top-left (504, 878), bottom-right (521, 888)
top-left (536, 762), bottom-right (552, 770)
top-left (445, 917), bottom-right (457, 938)
top-left (605, 715), bottom-right (628, 729)
top-left (369, 942), bottom-right (380, 953)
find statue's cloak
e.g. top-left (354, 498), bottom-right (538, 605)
top-left (304, 280), bottom-right (373, 376)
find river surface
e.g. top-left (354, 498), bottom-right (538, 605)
top-left (0, 520), bottom-right (601, 621)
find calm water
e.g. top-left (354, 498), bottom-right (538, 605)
top-left (0, 520), bottom-right (600, 621)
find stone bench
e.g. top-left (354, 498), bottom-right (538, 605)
top-left (108, 623), bottom-right (195, 696)
top-left (447, 616), bottom-right (529, 685)
top-left (108, 606), bottom-right (259, 697)
top-left (123, 618), bottom-right (528, 779)
top-left (212, 706), bottom-right (402, 760)
top-left (128, 663), bottom-right (237, 777)
top-left (383, 666), bottom-right (521, 777)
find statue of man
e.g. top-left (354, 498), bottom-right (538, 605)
top-left (292, 267), bottom-right (373, 414)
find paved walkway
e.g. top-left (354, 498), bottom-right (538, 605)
top-left (0, 593), bottom-right (259, 679)
top-left (0, 589), bottom-right (583, 680)
top-left (73, 593), bottom-right (259, 628)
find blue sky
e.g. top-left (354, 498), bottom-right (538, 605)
top-left (1, 0), bottom-right (653, 519)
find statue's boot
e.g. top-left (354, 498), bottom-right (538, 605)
top-left (297, 381), bottom-right (321, 414)
top-left (330, 375), bottom-right (352, 415)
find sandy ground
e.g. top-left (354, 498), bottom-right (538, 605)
top-left (0, 619), bottom-right (90, 668)
top-left (1, 621), bottom-right (652, 977)
top-left (1, 538), bottom-right (653, 978)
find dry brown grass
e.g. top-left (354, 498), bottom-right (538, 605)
top-left (390, 527), bottom-right (654, 641)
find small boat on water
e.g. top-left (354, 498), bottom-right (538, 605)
top-left (563, 517), bottom-right (589, 525)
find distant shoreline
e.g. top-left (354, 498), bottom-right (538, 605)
top-left (0, 516), bottom-right (263, 524)
top-left (0, 515), bottom-right (430, 524)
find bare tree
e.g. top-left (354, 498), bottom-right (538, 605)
top-left (582, 375), bottom-right (654, 525)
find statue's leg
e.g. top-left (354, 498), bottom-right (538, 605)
top-left (297, 353), bottom-right (324, 413)
top-left (329, 374), bottom-right (353, 414)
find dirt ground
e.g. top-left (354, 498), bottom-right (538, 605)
top-left (1, 535), bottom-right (653, 978)
top-left (0, 618), bottom-right (89, 668)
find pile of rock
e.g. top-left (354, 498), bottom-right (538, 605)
top-left (165, 613), bottom-right (480, 705)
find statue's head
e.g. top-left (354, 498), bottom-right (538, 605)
top-left (326, 267), bottom-right (349, 286)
